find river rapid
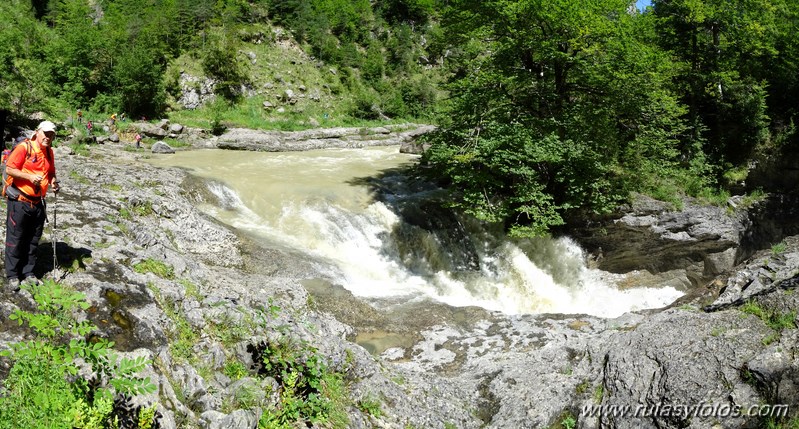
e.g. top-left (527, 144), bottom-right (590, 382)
top-left (148, 146), bottom-right (683, 318)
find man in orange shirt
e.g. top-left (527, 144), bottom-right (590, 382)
top-left (4, 120), bottom-right (60, 290)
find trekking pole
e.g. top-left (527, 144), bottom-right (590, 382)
top-left (51, 191), bottom-right (58, 275)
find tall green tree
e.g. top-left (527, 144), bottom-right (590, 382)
top-left (422, 0), bottom-right (692, 236)
top-left (113, 43), bottom-right (166, 117)
top-left (0, 1), bottom-right (54, 117)
top-left (375, 0), bottom-right (436, 25)
top-left (759, 0), bottom-right (799, 149)
top-left (653, 0), bottom-right (779, 168)
top-left (200, 28), bottom-right (249, 101)
top-left (46, 0), bottom-right (109, 108)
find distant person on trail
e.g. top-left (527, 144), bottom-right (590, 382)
top-left (120, 113), bottom-right (126, 122)
top-left (86, 120), bottom-right (93, 134)
top-left (4, 120), bottom-right (60, 291)
top-left (134, 132), bottom-right (142, 149)
top-left (110, 113), bottom-right (117, 127)
top-left (77, 109), bottom-right (83, 124)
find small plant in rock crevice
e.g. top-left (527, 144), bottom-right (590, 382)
top-left (131, 200), bottom-right (154, 217)
top-left (223, 359), bottom-right (249, 381)
top-left (69, 169), bottom-right (91, 184)
top-left (148, 286), bottom-right (198, 364)
top-left (550, 410), bottom-right (577, 429)
top-left (593, 384), bottom-right (604, 404)
top-left (178, 278), bottom-right (201, 300)
top-left (357, 395), bottom-right (383, 418)
top-left (133, 258), bottom-right (175, 280)
top-left (771, 241), bottom-right (788, 255)
top-left (249, 336), bottom-right (349, 428)
top-left (740, 301), bottom-right (797, 331)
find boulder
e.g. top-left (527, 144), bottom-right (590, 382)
top-left (151, 141), bottom-right (175, 154)
top-left (140, 123), bottom-right (167, 138)
top-left (570, 195), bottom-right (745, 279)
top-left (283, 89), bottom-right (295, 103)
top-left (177, 72), bottom-right (216, 109)
top-left (169, 124), bottom-right (184, 134)
top-left (400, 140), bottom-right (430, 154)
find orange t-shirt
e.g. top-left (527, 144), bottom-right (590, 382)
top-left (6, 140), bottom-right (56, 197)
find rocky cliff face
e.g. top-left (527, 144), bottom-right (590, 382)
top-left (0, 134), bottom-right (796, 429)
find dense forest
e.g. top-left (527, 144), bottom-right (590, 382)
top-left (1, 0), bottom-right (798, 236)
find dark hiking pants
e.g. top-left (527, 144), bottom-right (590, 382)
top-left (5, 198), bottom-right (45, 280)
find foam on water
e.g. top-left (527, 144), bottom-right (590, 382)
top-left (154, 147), bottom-right (683, 318)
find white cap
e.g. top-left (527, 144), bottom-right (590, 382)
top-left (37, 120), bottom-right (57, 133)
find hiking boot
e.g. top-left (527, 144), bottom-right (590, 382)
top-left (22, 276), bottom-right (42, 287)
top-left (6, 278), bottom-right (20, 292)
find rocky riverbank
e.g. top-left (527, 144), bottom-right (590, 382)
top-left (0, 126), bottom-right (797, 429)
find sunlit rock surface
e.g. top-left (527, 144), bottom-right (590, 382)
top-left (0, 138), bottom-right (796, 428)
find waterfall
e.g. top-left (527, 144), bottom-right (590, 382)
top-left (151, 147), bottom-right (683, 318)
top-left (204, 181), bottom-right (683, 318)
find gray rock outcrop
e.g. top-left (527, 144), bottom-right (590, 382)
top-left (215, 124), bottom-right (436, 152)
top-left (571, 195), bottom-right (745, 278)
top-left (151, 141), bottom-right (175, 153)
top-left (177, 72), bottom-right (217, 109)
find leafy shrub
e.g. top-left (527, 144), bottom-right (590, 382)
top-left (208, 98), bottom-right (229, 135)
top-left (0, 280), bottom-right (157, 428)
top-left (349, 86), bottom-right (382, 120)
top-left (201, 29), bottom-right (248, 102)
top-left (252, 336), bottom-right (349, 428)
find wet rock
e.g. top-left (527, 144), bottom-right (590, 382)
top-left (705, 237), bottom-right (799, 311)
top-left (400, 140), bottom-right (431, 154)
top-left (703, 247), bottom-right (738, 276)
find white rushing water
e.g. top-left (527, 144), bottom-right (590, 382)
top-left (149, 146), bottom-right (683, 317)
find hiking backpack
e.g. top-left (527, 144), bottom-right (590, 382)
top-left (2, 137), bottom-right (32, 199)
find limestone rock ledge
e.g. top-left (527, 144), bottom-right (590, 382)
top-left (0, 141), bottom-right (795, 429)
